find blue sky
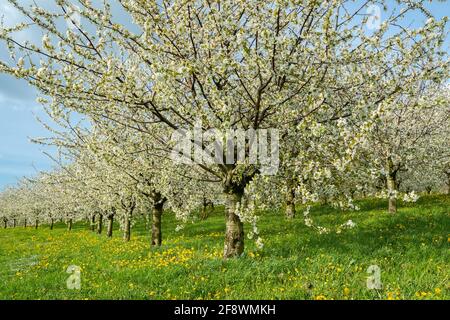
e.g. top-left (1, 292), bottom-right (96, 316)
top-left (0, 0), bottom-right (55, 189)
top-left (0, 0), bottom-right (449, 190)
top-left (0, 76), bottom-right (53, 188)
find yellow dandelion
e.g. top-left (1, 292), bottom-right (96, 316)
top-left (387, 292), bottom-right (395, 300)
top-left (343, 287), bottom-right (350, 296)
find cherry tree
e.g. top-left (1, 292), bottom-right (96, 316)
top-left (364, 82), bottom-right (449, 213)
top-left (0, 0), bottom-right (447, 257)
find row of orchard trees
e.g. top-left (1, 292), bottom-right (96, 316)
top-left (0, 119), bottom-right (221, 242)
top-left (0, 0), bottom-right (449, 258)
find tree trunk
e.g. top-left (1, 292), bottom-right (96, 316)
top-left (97, 214), bottom-right (103, 234)
top-left (13, 219), bottom-right (16, 228)
top-left (386, 159), bottom-right (397, 214)
top-left (107, 215), bottom-right (114, 238)
top-left (67, 219), bottom-right (73, 231)
top-left (24, 218), bottom-right (27, 228)
top-left (35, 219), bottom-right (39, 229)
top-left (223, 192), bottom-right (244, 259)
top-left (123, 216), bottom-right (131, 241)
top-left (285, 182), bottom-right (296, 219)
top-left (387, 174), bottom-right (397, 214)
top-left (3, 219), bottom-right (7, 229)
top-left (152, 203), bottom-right (163, 246)
top-left (50, 218), bottom-right (54, 230)
top-left (200, 198), bottom-right (208, 220)
top-left (446, 173), bottom-right (450, 195)
top-left (91, 214), bottom-right (96, 232)
top-left (200, 197), bottom-right (213, 220)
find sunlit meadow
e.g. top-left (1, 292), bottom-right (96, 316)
top-left (0, 195), bottom-right (448, 300)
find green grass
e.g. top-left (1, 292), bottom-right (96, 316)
top-left (0, 195), bottom-right (448, 300)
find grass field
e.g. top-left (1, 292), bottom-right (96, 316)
top-left (0, 195), bottom-right (448, 300)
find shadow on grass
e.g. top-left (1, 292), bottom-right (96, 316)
top-left (260, 195), bottom-right (449, 259)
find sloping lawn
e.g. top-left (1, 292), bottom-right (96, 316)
top-left (0, 195), bottom-right (448, 300)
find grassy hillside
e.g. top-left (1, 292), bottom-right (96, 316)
top-left (0, 195), bottom-right (448, 300)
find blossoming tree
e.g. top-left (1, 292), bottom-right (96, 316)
top-left (0, 0), bottom-right (447, 257)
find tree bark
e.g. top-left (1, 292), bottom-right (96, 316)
top-left (67, 219), bottom-right (73, 231)
top-left (386, 158), bottom-right (397, 214)
top-left (13, 219), bottom-right (16, 228)
top-left (123, 216), bottom-right (131, 241)
top-left (3, 219), bottom-right (7, 229)
top-left (387, 175), bottom-right (397, 214)
top-left (223, 192), bottom-right (244, 259)
top-left (200, 197), bottom-right (208, 220)
top-left (285, 181), bottom-right (296, 219)
top-left (50, 218), bottom-right (54, 230)
top-left (152, 202), bottom-right (163, 246)
top-left (107, 215), bottom-right (114, 238)
top-left (97, 214), bottom-right (103, 234)
top-left (91, 214), bottom-right (96, 232)
top-left (446, 173), bottom-right (450, 195)
top-left (24, 218), bottom-right (27, 228)
top-left (35, 219), bottom-right (39, 229)
top-left (200, 197), bottom-right (213, 220)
